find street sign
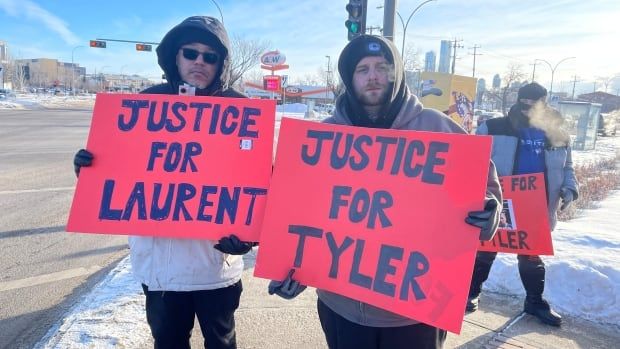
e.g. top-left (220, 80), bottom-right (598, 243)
top-left (263, 75), bottom-right (281, 91)
top-left (285, 86), bottom-right (302, 94)
top-left (281, 75), bottom-right (288, 88)
top-left (261, 50), bottom-right (286, 66)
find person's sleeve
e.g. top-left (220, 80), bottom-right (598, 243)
top-left (562, 145), bottom-right (579, 199)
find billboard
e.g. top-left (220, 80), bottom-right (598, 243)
top-left (420, 72), bottom-right (477, 133)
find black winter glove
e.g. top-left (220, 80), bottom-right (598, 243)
top-left (214, 234), bottom-right (255, 255)
top-left (268, 269), bottom-right (307, 300)
top-left (465, 198), bottom-right (500, 241)
top-left (560, 188), bottom-right (575, 211)
top-left (73, 149), bottom-right (93, 177)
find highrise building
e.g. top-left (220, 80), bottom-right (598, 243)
top-left (492, 74), bottom-right (501, 89)
top-left (424, 51), bottom-right (436, 72)
top-left (438, 40), bottom-right (451, 73)
top-left (0, 41), bottom-right (8, 61)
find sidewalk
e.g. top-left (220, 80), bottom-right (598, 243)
top-left (40, 248), bottom-right (620, 349)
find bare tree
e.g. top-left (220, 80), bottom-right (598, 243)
top-left (499, 63), bottom-right (525, 115)
top-left (229, 35), bottom-right (271, 88)
top-left (402, 44), bottom-right (422, 72)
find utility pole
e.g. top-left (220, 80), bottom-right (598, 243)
top-left (366, 26), bottom-right (382, 35)
top-left (469, 44), bottom-right (481, 77)
top-left (531, 61), bottom-right (537, 81)
top-left (382, 0), bottom-right (397, 42)
top-left (450, 38), bottom-right (463, 75)
top-left (571, 75), bottom-right (580, 100)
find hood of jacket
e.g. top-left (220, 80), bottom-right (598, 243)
top-left (336, 35), bottom-right (409, 128)
top-left (156, 16), bottom-right (232, 95)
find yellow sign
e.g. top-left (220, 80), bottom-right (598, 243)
top-left (420, 72), bottom-right (477, 133)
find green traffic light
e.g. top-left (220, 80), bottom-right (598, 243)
top-left (346, 20), bottom-right (360, 34)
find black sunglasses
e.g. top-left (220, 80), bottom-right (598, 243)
top-left (180, 48), bottom-right (219, 64)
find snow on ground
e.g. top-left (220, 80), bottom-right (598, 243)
top-left (0, 93), bottom-right (96, 110)
top-left (12, 96), bottom-right (616, 346)
top-left (35, 136), bottom-right (620, 348)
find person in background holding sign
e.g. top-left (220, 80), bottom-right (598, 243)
top-left (267, 35), bottom-right (502, 349)
top-left (73, 16), bottom-right (254, 349)
top-left (466, 82), bottom-right (578, 327)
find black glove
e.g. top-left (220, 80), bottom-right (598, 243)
top-left (73, 149), bottom-right (93, 177)
top-left (466, 198), bottom-right (500, 241)
top-left (560, 188), bottom-right (575, 211)
top-left (268, 269), bottom-right (307, 300)
top-left (214, 234), bottom-right (255, 255)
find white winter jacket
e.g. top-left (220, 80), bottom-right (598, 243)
top-left (129, 236), bottom-right (243, 291)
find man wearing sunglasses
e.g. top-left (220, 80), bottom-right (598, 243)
top-left (73, 16), bottom-right (252, 349)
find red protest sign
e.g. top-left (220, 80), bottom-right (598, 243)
top-left (478, 173), bottom-right (553, 255)
top-left (254, 118), bottom-right (492, 334)
top-left (67, 93), bottom-right (275, 241)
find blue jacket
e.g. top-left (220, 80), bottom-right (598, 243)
top-left (476, 112), bottom-right (578, 230)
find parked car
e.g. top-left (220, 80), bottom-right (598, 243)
top-left (476, 111), bottom-right (503, 127)
top-left (0, 88), bottom-right (16, 99)
top-left (598, 113), bottom-right (617, 137)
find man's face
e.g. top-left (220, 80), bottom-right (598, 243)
top-left (500, 212), bottom-right (507, 225)
top-left (352, 56), bottom-right (391, 108)
top-left (176, 43), bottom-right (220, 89)
top-left (519, 98), bottom-right (546, 116)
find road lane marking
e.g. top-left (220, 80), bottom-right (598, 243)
top-left (0, 187), bottom-right (74, 195)
top-left (0, 265), bottom-right (102, 292)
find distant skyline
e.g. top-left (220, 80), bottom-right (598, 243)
top-left (1, 0), bottom-right (619, 95)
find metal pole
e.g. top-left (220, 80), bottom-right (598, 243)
top-left (325, 55), bottom-right (331, 102)
top-left (399, 0), bottom-right (437, 59)
top-left (382, 0), bottom-right (397, 42)
top-left (550, 56), bottom-right (575, 97)
top-left (209, 0), bottom-right (225, 24)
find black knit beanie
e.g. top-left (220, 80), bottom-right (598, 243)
top-left (518, 82), bottom-right (547, 101)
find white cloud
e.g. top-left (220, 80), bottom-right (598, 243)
top-left (0, 0), bottom-right (80, 45)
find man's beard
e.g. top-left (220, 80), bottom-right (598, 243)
top-left (356, 85), bottom-right (389, 108)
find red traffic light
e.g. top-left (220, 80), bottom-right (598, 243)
top-left (136, 44), bottom-right (152, 52)
top-left (89, 40), bottom-right (106, 48)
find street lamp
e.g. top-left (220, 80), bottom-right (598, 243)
top-left (534, 57), bottom-right (575, 97)
top-left (395, 0), bottom-right (437, 59)
top-left (209, 0), bottom-right (224, 24)
top-left (71, 45), bottom-right (84, 95)
top-left (98, 65), bottom-right (110, 92)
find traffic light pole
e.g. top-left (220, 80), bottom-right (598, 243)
top-left (382, 0), bottom-right (397, 42)
top-left (96, 38), bottom-right (160, 45)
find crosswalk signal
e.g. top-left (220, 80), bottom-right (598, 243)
top-left (89, 40), bottom-right (106, 48)
top-left (345, 0), bottom-right (367, 41)
top-left (136, 44), bottom-right (152, 52)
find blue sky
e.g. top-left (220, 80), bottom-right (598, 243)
top-left (1, 0), bottom-right (619, 94)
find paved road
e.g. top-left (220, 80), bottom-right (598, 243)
top-left (0, 109), bottom-right (128, 349)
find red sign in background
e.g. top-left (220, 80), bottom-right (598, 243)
top-left (254, 118), bottom-right (493, 333)
top-left (478, 173), bottom-right (553, 255)
top-left (67, 93), bottom-right (275, 241)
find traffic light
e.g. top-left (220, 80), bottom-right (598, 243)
top-left (89, 40), bottom-right (106, 48)
top-left (136, 44), bottom-right (152, 52)
top-left (345, 0), bottom-right (367, 41)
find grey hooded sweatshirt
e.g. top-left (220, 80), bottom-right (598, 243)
top-left (317, 35), bottom-right (502, 327)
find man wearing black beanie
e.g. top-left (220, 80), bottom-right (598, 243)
top-left (73, 16), bottom-right (253, 349)
top-left (268, 34), bottom-right (503, 349)
top-left (466, 82), bottom-right (579, 327)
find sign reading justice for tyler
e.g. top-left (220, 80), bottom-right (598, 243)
top-left (254, 118), bottom-right (492, 334)
top-left (478, 173), bottom-right (553, 255)
top-left (67, 93), bottom-right (275, 241)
